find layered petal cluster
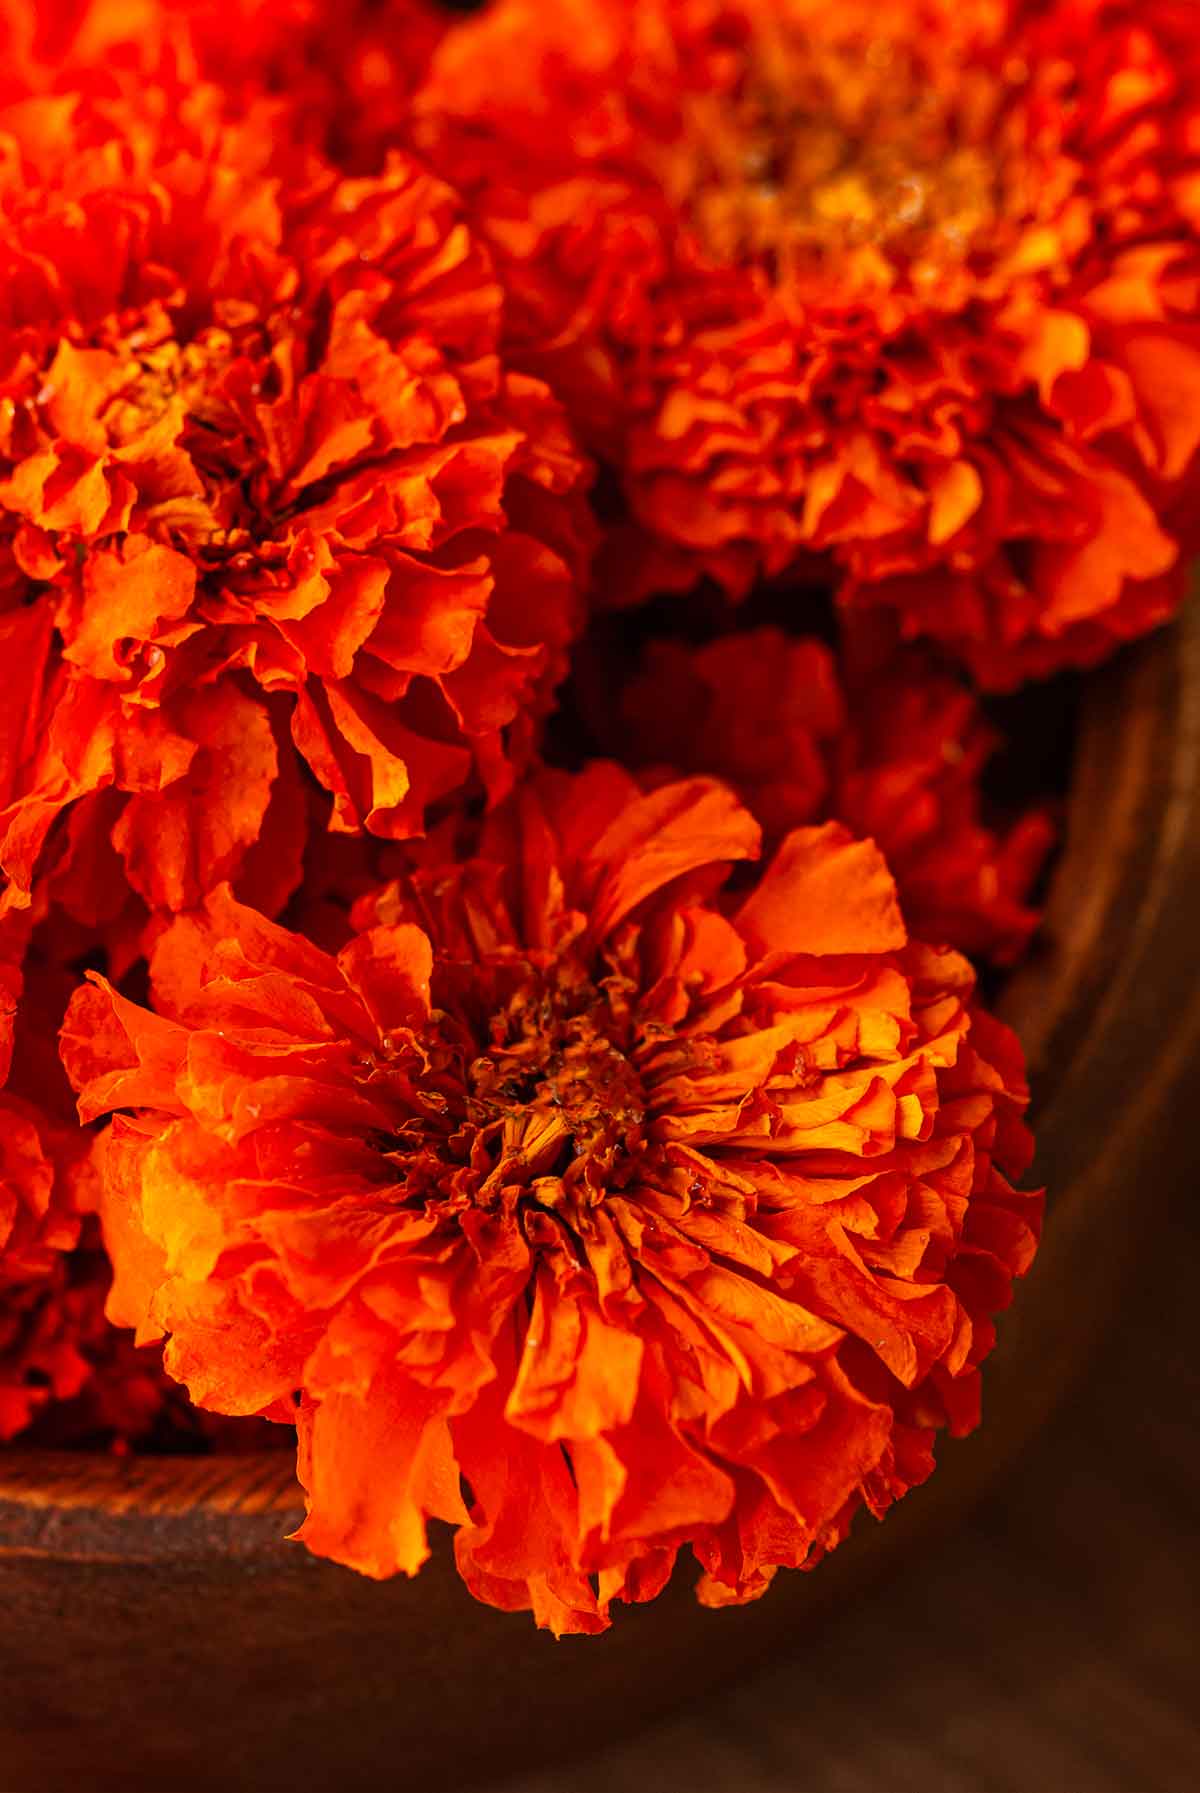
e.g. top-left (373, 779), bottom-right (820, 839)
top-left (0, 918), bottom-right (280, 1448)
top-left (0, 72), bottom-right (591, 945)
top-left (619, 626), bottom-right (1055, 963)
top-left (0, 1088), bottom-right (86, 1439)
top-left (1, 1193), bottom-right (286, 1451)
top-left (0, 0), bottom-right (448, 169)
top-left (418, 0), bottom-right (1200, 684)
top-left (65, 770), bottom-right (1040, 1631)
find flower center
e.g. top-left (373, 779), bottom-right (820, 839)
top-left (468, 996), bottom-right (648, 1192)
top-left (679, 24), bottom-right (1017, 289)
top-left (387, 952), bottom-right (654, 1212)
top-left (34, 304), bottom-right (296, 560)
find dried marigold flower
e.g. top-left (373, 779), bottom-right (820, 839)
top-left (0, 0), bottom-right (447, 168)
top-left (618, 626), bottom-right (1056, 964)
top-left (0, 942), bottom-right (290, 1449)
top-left (417, 0), bottom-right (1200, 685)
top-left (0, 934), bottom-right (114, 1443)
top-left (1, 1196), bottom-right (289, 1451)
top-left (0, 74), bottom-right (591, 933)
top-left (0, 600), bottom-right (310, 976)
top-left (0, 1088), bottom-right (89, 1439)
top-left (64, 769), bottom-right (1041, 1632)
top-left (10, 1225), bottom-right (295, 1453)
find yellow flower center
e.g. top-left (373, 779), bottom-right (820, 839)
top-left (676, 16), bottom-right (1033, 293)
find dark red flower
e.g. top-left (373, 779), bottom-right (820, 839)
top-left (617, 625), bottom-right (1055, 964)
top-left (0, 1087), bottom-right (86, 1440)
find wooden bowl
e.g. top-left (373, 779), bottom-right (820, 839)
top-left (3, 606), bottom-right (1200, 1793)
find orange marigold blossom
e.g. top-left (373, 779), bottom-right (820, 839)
top-left (0, 936), bottom-right (287, 1450)
top-left (0, 0), bottom-right (448, 173)
top-left (1, 1206), bottom-right (278, 1450)
top-left (1, 1195), bottom-right (293, 1450)
top-left (0, 600), bottom-right (308, 978)
top-left (0, 923), bottom-right (126, 1439)
top-left (0, 73), bottom-right (591, 935)
top-left (618, 626), bottom-right (1056, 965)
top-left (63, 768), bottom-right (1041, 1632)
top-left (417, 0), bottom-right (1200, 686)
top-left (0, 1087), bottom-right (88, 1439)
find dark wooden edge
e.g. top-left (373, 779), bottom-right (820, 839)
top-left (3, 601), bottom-right (1199, 1562)
top-left (998, 589), bottom-right (1200, 1107)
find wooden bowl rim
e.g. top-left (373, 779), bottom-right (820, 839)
top-left (3, 602), bottom-right (1200, 1548)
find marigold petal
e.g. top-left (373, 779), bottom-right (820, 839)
top-left (738, 824), bottom-right (907, 960)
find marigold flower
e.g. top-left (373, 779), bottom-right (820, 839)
top-left (418, 0), bottom-right (1200, 684)
top-left (618, 626), bottom-right (1056, 964)
top-left (0, 74), bottom-right (591, 931)
top-left (0, 0), bottom-right (447, 168)
top-left (64, 769), bottom-right (1041, 1632)
top-left (0, 600), bottom-right (309, 975)
top-left (0, 1087), bottom-right (90, 1438)
top-left (1, 1196), bottom-right (288, 1450)
top-left (0, 856), bottom-right (290, 1448)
